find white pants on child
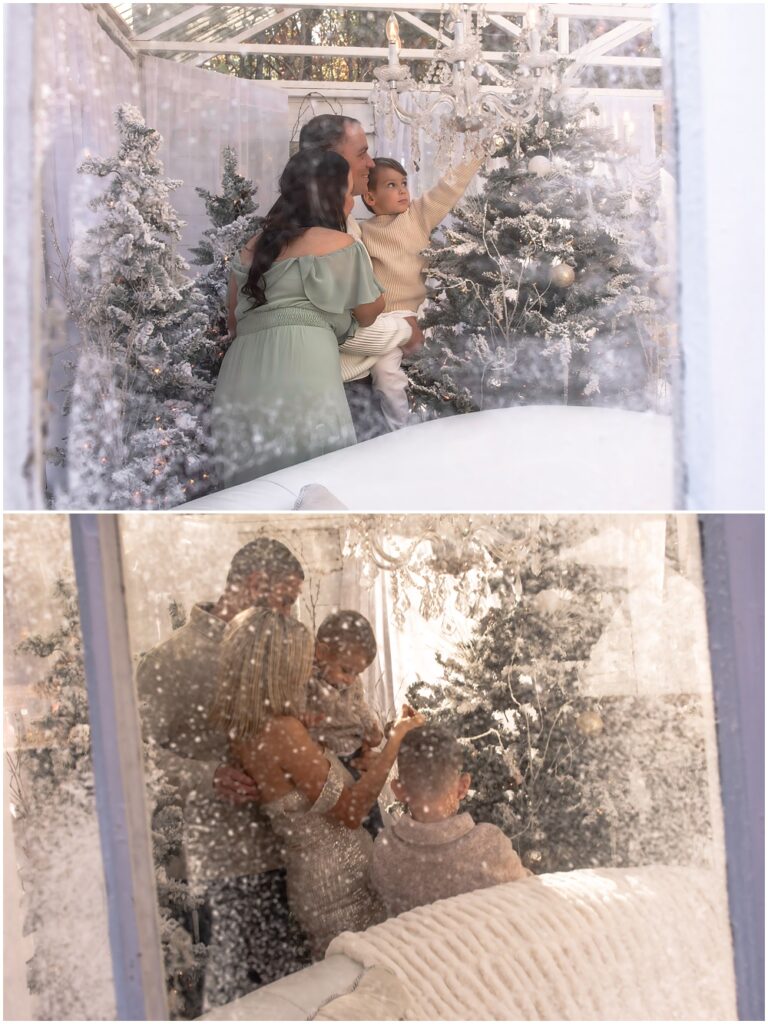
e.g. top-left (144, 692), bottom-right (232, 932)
top-left (371, 347), bottom-right (410, 432)
top-left (369, 308), bottom-right (420, 432)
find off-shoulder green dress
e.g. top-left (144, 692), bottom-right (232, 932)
top-left (212, 240), bottom-right (383, 488)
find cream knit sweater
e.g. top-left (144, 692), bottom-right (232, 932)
top-left (360, 157), bottom-right (483, 314)
top-left (339, 214), bottom-right (412, 382)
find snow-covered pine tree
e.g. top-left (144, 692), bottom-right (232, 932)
top-left (407, 519), bottom-right (622, 873)
top-left (408, 82), bottom-right (665, 416)
top-left (189, 147), bottom-right (262, 376)
top-left (12, 578), bottom-right (206, 1019)
top-left (61, 105), bottom-right (217, 509)
top-left (408, 519), bottom-right (711, 873)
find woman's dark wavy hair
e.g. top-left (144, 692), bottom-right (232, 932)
top-left (244, 149), bottom-right (350, 307)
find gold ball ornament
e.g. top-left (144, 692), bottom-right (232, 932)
top-left (576, 710), bottom-right (604, 736)
top-left (527, 154), bottom-right (552, 176)
top-left (550, 263), bottom-right (576, 288)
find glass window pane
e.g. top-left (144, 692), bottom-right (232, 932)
top-left (4, 514), bottom-right (116, 1020)
top-left (112, 512), bottom-right (738, 1020)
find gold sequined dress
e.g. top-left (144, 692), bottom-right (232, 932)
top-left (262, 752), bottom-right (383, 958)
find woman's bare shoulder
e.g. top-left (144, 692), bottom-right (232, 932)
top-left (291, 227), bottom-right (356, 257)
top-left (239, 233), bottom-right (261, 265)
top-left (263, 714), bottom-right (310, 743)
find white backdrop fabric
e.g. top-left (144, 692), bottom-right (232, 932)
top-left (37, 3), bottom-right (141, 496)
top-left (141, 58), bottom-right (289, 261)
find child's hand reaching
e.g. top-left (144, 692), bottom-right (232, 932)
top-left (392, 704), bottom-right (425, 737)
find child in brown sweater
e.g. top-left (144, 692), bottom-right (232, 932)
top-left (371, 725), bottom-right (531, 917)
top-left (348, 156), bottom-right (482, 431)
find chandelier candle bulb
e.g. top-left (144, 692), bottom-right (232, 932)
top-left (386, 13), bottom-right (401, 68)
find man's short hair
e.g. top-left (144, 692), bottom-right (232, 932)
top-left (227, 538), bottom-right (304, 587)
top-left (397, 725), bottom-right (465, 794)
top-left (299, 114), bottom-right (359, 152)
top-left (316, 610), bottom-right (377, 663)
top-left (361, 157), bottom-right (407, 212)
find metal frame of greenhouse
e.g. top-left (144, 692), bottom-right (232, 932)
top-left (95, 2), bottom-right (662, 100)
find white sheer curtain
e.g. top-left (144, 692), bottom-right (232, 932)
top-left (140, 58), bottom-right (289, 261)
top-left (38, 4), bottom-right (140, 258)
top-left (585, 93), bottom-right (658, 166)
top-left (36, 4), bottom-right (141, 493)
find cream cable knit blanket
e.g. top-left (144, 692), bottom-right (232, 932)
top-left (326, 866), bottom-right (736, 1021)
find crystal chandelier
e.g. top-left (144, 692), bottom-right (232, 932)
top-left (342, 515), bottom-right (543, 626)
top-left (371, 4), bottom-right (573, 166)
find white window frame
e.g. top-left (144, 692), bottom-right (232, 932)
top-left (47, 512), bottom-right (761, 1019)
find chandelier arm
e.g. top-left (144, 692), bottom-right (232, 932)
top-left (388, 92), bottom-right (457, 128)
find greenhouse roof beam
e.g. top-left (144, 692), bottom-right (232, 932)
top-left (134, 40), bottom-right (661, 68)
top-left (191, 6), bottom-right (300, 65)
top-left (274, 79), bottom-right (663, 100)
top-left (569, 19), bottom-right (650, 62)
top-left (397, 12), bottom-right (452, 46)
top-left (135, 41), bottom-right (525, 60)
top-left (133, 4), bottom-right (212, 41)
top-left (220, 2), bottom-right (653, 16)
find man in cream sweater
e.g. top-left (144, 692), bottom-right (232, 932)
top-left (299, 114), bottom-right (423, 440)
top-left (136, 538), bottom-right (310, 1009)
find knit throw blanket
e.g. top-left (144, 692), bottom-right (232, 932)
top-left (326, 866), bottom-right (736, 1020)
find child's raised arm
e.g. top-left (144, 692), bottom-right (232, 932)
top-left (238, 708), bottom-right (423, 831)
top-left (410, 155), bottom-right (484, 235)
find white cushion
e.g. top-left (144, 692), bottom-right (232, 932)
top-left (327, 866), bottom-right (736, 1021)
top-left (312, 965), bottom-right (408, 1020)
top-left (180, 407), bottom-right (674, 512)
top-left (293, 483), bottom-right (349, 511)
top-left (198, 954), bottom-right (364, 1021)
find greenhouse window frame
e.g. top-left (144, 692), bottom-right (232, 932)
top-left (66, 512), bottom-right (764, 1021)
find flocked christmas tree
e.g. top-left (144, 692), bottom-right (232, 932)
top-left (189, 146), bottom-right (262, 376)
top-left (408, 518), bottom-right (711, 873)
top-left (408, 519), bottom-right (620, 873)
top-left (408, 72), bottom-right (666, 416)
top-left (60, 105), bottom-right (217, 509)
top-left (11, 579), bottom-right (206, 1019)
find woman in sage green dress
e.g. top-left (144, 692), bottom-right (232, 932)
top-left (211, 149), bottom-right (385, 488)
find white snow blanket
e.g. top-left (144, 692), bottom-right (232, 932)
top-left (326, 866), bottom-right (736, 1021)
top-left (181, 406), bottom-right (674, 512)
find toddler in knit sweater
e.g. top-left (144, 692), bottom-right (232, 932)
top-left (349, 155), bottom-right (482, 432)
top-left (303, 610), bottom-right (385, 837)
top-left (372, 725), bottom-right (531, 916)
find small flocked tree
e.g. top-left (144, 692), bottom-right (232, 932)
top-left (408, 83), bottom-right (666, 416)
top-left (11, 579), bottom-right (206, 1019)
top-left (60, 105), bottom-right (217, 509)
top-left (189, 147), bottom-right (262, 376)
top-left (408, 519), bottom-right (711, 873)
